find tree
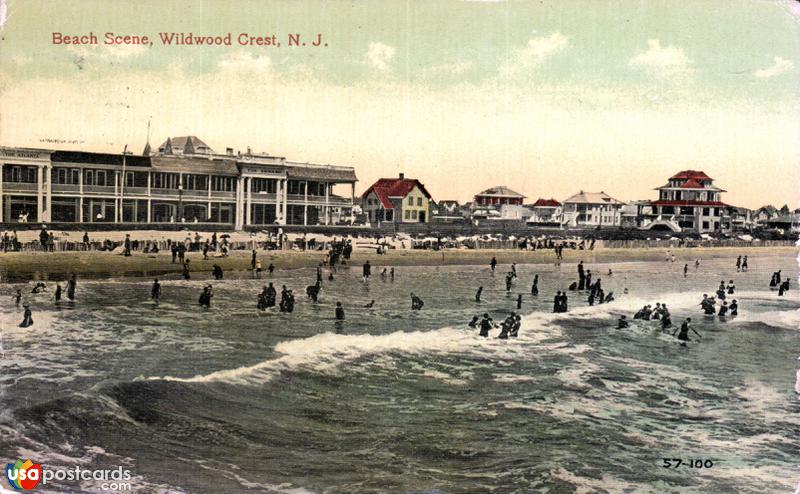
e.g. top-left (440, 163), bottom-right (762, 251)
top-left (779, 204), bottom-right (790, 215)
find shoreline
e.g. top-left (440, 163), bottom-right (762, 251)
top-left (0, 245), bottom-right (796, 281)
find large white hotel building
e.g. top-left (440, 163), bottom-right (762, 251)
top-left (0, 136), bottom-right (358, 229)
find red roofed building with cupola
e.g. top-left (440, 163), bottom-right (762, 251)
top-left (645, 170), bottom-right (731, 233)
top-left (361, 173), bottom-right (433, 225)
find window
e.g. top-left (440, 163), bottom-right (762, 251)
top-left (417, 197), bottom-right (422, 207)
top-left (154, 173), bottom-right (179, 189)
top-left (85, 170), bottom-right (94, 185)
top-left (212, 176), bottom-right (234, 192)
top-left (702, 221), bottom-right (709, 229)
top-left (408, 196), bottom-right (414, 206)
top-left (404, 210), bottom-right (410, 219)
top-left (703, 207), bottom-right (709, 216)
top-left (125, 172), bottom-right (134, 187)
top-left (96, 171), bottom-right (107, 186)
top-left (71, 169), bottom-right (80, 184)
top-left (412, 210), bottom-right (418, 219)
top-left (183, 174), bottom-right (208, 191)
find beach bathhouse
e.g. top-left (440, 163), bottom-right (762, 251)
top-left (0, 135), bottom-right (358, 228)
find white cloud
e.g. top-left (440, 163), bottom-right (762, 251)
top-left (424, 60), bottom-right (475, 76)
top-left (365, 42), bottom-right (396, 71)
top-left (67, 43), bottom-right (148, 61)
top-left (217, 51), bottom-right (272, 74)
top-left (628, 39), bottom-right (693, 76)
top-left (499, 32), bottom-right (568, 77)
top-left (753, 56), bottom-right (794, 78)
top-left (10, 54), bottom-right (32, 65)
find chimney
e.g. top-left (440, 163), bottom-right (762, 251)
top-left (399, 172), bottom-right (405, 180)
top-left (247, 146), bottom-right (252, 155)
top-left (226, 147), bottom-right (234, 156)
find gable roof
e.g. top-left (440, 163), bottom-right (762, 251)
top-left (158, 136), bottom-right (214, 155)
top-left (361, 178), bottom-right (433, 209)
top-left (680, 178), bottom-right (704, 189)
top-left (475, 185), bottom-right (526, 198)
top-left (531, 198), bottom-right (561, 207)
top-left (563, 191), bottom-right (623, 205)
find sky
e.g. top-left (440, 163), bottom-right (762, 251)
top-left (0, 0), bottom-right (798, 208)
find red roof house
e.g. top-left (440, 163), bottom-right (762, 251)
top-left (361, 173), bottom-right (434, 224)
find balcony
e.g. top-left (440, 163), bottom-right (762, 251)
top-left (81, 185), bottom-right (116, 196)
top-left (249, 192), bottom-right (278, 202)
top-left (210, 190), bottom-right (236, 201)
top-left (3, 182), bottom-right (38, 194)
top-left (286, 194), bottom-right (353, 206)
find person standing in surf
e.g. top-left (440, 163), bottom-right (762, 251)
top-left (66, 274), bottom-right (76, 301)
top-left (13, 289), bottom-right (21, 307)
top-left (531, 275), bottom-right (539, 296)
top-left (475, 286), bottom-right (483, 303)
top-left (490, 257), bottom-right (497, 272)
top-left (673, 317), bottom-right (701, 344)
top-left (479, 313), bottom-right (494, 337)
top-left (335, 302), bottom-right (345, 320)
top-left (54, 284), bottom-right (62, 303)
top-left (151, 279), bottom-right (161, 303)
top-left (19, 302), bottom-right (33, 328)
top-left (363, 260), bottom-right (372, 281)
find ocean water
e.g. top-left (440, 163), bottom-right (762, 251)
top-left (0, 253), bottom-right (798, 493)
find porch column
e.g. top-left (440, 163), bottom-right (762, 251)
top-left (146, 172), bottom-right (152, 223)
top-left (303, 181), bottom-right (308, 226)
top-left (45, 163), bottom-right (52, 222)
top-left (275, 178), bottom-right (282, 225)
top-left (245, 177), bottom-right (252, 226)
top-left (36, 166), bottom-right (43, 222)
top-left (234, 176), bottom-right (244, 230)
top-left (324, 182), bottom-right (330, 225)
top-left (78, 169), bottom-right (84, 223)
top-left (351, 182), bottom-right (356, 224)
top-left (282, 179), bottom-right (288, 225)
top-left (114, 172), bottom-right (120, 223)
top-left (207, 174), bottom-right (212, 222)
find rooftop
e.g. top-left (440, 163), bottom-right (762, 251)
top-left (531, 198), bottom-right (561, 207)
top-left (563, 191), bottom-right (623, 205)
top-left (475, 185), bottom-right (526, 198)
top-left (670, 170), bottom-right (712, 181)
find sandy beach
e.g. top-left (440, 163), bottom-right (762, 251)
top-left (0, 244), bottom-right (795, 278)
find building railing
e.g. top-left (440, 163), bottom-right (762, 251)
top-left (2, 182), bottom-right (37, 193)
top-left (285, 194), bottom-right (353, 206)
top-left (82, 185), bottom-right (116, 195)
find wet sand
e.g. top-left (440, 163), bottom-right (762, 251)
top-left (0, 245), bottom-right (795, 279)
